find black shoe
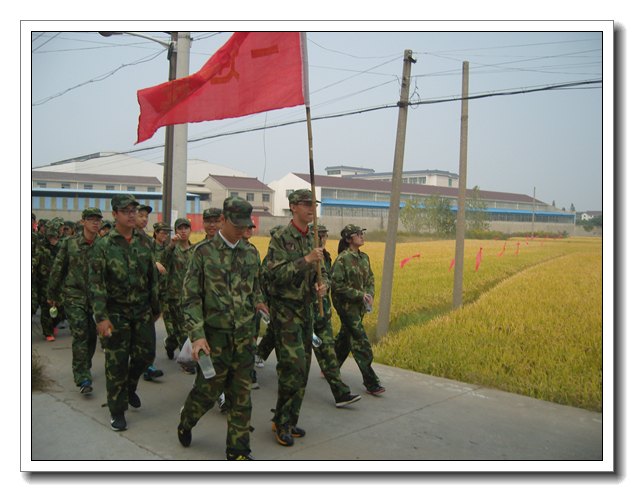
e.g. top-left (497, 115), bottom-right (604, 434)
top-left (335, 393), bottom-right (361, 407)
top-left (226, 451), bottom-right (254, 460)
top-left (177, 423), bottom-right (192, 447)
top-left (79, 381), bottom-right (93, 395)
top-left (164, 338), bottom-right (174, 360)
top-left (365, 385), bottom-right (386, 396)
top-left (128, 391), bottom-right (141, 408)
top-left (272, 421), bottom-right (305, 438)
top-left (274, 422), bottom-right (294, 446)
top-left (110, 413), bottom-right (127, 431)
top-left (143, 366), bottom-right (164, 381)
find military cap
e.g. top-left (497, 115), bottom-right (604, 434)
top-left (340, 224), bottom-right (366, 239)
top-left (38, 218), bottom-right (48, 227)
top-left (64, 220), bottom-right (76, 228)
top-left (174, 218), bottom-right (191, 229)
top-left (137, 203), bottom-right (153, 213)
top-left (309, 222), bottom-right (328, 233)
top-left (153, 221), bottom-right (172, 232)
top-left (269, 225), bottom-right (284, 237)
top-left (46, 222), bottom-right (60, 236)
top-left (223, 196), bottom-right (254, 227)
top-left (203, 207), bottom-right (222, 219)
top-left (111, 194), bottom-right (139, 210)
top-left (52, 216), bottom-right (65, 225)
top-left (99, 220), bottom-right (111, 230)
top-left (81, 207), bottom-right (103, 220)
top-left (288, 189), bottom-right (321, 205)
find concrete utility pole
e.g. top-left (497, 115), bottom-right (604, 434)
top-left (376, 50), bottom-right (416, 342)
top-left (452, 61), bottom-right (470, 310)
top-left (531, 187), bottom-right (536, 238)
top-left (170, 32), bottom-right (191, 225)
top-left (162, 32), bottom-right (177, 226)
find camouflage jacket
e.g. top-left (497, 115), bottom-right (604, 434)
top-left (47, 233), bottom-right (98, 308)
top-left (89, 227), bottom-right (160, 323)
top-left (161, 241), bottom-right (193, 300)
top-left (265, 222), bottom-right (329, 306)
top-left (331, 248), bottom-right (374, 316)
top-left (153, 238), bottom-right (169, 298)
top-left (182, 234), bottom-right (264, 342)
top-left (35, 239), bottom-right (61, 292)
top-left (314, 250), bottom-right (333, 323)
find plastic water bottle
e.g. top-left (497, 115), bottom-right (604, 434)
top-left (197, 351), bottom-right (216, 379)
top-left (364, 297), bottom-right (373, 314)
top-left (49, 306), bottom-right (58, 318)
top-left (258, 310), bottom-right (270, 325)
top-left (312, 334), bottom-right (322, 348)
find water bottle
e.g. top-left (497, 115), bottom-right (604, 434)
top-left (364, 296), bottom-right (373, 314)
top-left (312, 334), bottom-right (322, 348)
top-left (258, 309), bottom-right (270, 325)
top-left (197, 351), bottom-right (216, 379)
top-left (49, 306), bottom-right (58, 318)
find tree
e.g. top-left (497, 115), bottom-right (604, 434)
top-left (466, 185), bottom-right (490, 234)
top-left (400, 198), bottom-right (425, 234)
top-left (570, 203), bottom-right (576, 211)
top-left (422, 193), bottom-right (455, 236)
top-left (552, 200), bottom-right (556, 207)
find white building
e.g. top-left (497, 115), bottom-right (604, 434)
top-left (324, 165), bottom-right (459, 188)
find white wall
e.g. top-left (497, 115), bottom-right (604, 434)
top-left (268, 173), bottom-right (323, 216)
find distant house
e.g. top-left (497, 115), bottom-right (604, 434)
top-left (325, 165), bottom-right (459, 188)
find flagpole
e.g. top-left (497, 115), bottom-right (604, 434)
top-left (300, 32), bottom-right (324, 317)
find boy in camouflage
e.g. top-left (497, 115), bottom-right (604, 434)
top-left (152, 222), bottom-right (175, 360)
top-left (177, 196), bottom-right (267, 460)
top-left (89, 194), bottom-right (161, 432)
top-left (265, 189), bottom-right (328, 446)
top-left (47, 207), bottom-right (103, 394)
top-left (202, 207), bottom-right (223, 240)
top-left (332, 224), bottom-right (384, 395)
top-left (310, 223), bottom-right (361, 408)
top-left (161, 218), bottom-right (194, 370)
top-left (36, 222), bottom-right (66, 340)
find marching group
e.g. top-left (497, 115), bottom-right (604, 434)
top-left (31, 189), bottom-right (384, 460)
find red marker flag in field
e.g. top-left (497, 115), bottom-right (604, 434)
top-left (515, 242), bottom-right (520, 255)
top-left (400, 253), bottom-right (420, 268)
top-left (492, 237), bottom-right (498, 241)
top-left (136, 32), bottom-right (306, 143)
top-left (540, 234), bottom-right (549, 246)
top-left (497, 242), bottom-right (506, 258)
top-left (448, 258), bottom-right (455, 271)
top-left (526, 236), bottom-right (529, 244)
top-left (476, 247), bottom-right (482, 271)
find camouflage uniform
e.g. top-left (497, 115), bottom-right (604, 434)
top-left (332, 225), bottom-right (381, 391)
top-left (152, 222), bottom-right (173, 354)
top-left (36, 223), bottom-right (66, 337)
top-left (161, 218), bottom-right (193, 353)
top-left (89, 195), bottom-right (160, 416)
top-left (31, 230), bottom-right (39, 315)
top-left (266, 191), bottom-right (328, 431)
top-left (178, 197), bottom-right (263, 457)
top-left (47, 207), bottom-right (103, 387)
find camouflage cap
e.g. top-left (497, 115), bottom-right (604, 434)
top-left (223, 196), bottom-right (254, 227)
top-left (46, 222), bottom-right (60, 236)
top-left (64, 220), bottom-right (76, 228)
top-left (81, 207), bottom-right (103, 219)
top-left (99, 220), bottom-right (112, 230)
top-left (38, 218), bottom-right (48, 227)
top-left (153, 221), bottom-right (172, 232)
top-left (203, 207), bottom-right (222, 219)
top-left (269, 225), bottom-right (284, 237)
top-left (137, 203), bottom-right (153, 213)
top-left (174, 218), bottom-right (191, 229)
top-left (288, 189), bottom-right (321, 205)
top-left (32, 213), bottom-right (36, 220)
top-left (309, 222), bottom-right (328, 233)
top-left (111, 194), bottom-right (139, 210)
top-left (340, 224), bottom-right (366, 239)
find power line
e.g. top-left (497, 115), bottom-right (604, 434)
top-left (32, 32), bottom-right (60, 53)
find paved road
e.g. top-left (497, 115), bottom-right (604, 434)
top-left (27, 313), bottom-right (603, 470)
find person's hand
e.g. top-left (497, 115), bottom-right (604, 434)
top-left (191, 338), bottom-right (211, 362)
top-left (97, 319), bottom-right (114, 338)
top-left (305, 247), bottom-right (324, 264)
top-left (315, 283), bottom-right (327, 298)
top-left (153, 313), bottom-right (161, 323)
top-left (169, 234), bottom-right (180, 248)
top-left (47, 300), bottom-right (56, 307)
top-left (156, 262), bottom-right (166, 274)
top-left (363, 294), bottom-right (374, 306)
top-left (256, 302), bottom-right (269, 316)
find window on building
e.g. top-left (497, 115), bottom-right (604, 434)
top-left (286, 189), bottom-right (294, 197)
top-left (148, 186), bottom-right (156, 192)
top-left (246, 192), bottom-right (254, 201)
top-left (36, 182), bottom-right (46, 188)
top-left (61, 183), bottom-right (70, 189)
top-left (448, 179), bottom-right (453, 187)
top-left (67, 197), bottom-right (75, 210)
top-left (127, 186), bottom-right (136, 192)
top-left (84, 184), bottom-right (93, 190)
top-left (33, 196), bottom-right (40, 209)
top-left (56, 197), bottom-right (63, 210)
top-left (419, 177), bottom-right (426, 184)
top-left (230, 192), bottom-right (239, 198)
top-left (262, 194), bottom-right (270, 202)
top-left (327, 170), bottom-right (341, 175)
top-left (409, 178), bottom-right (417, 184)
top-left (106, 185), bottom-right (115, 191)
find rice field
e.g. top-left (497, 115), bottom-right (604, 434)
top-left (191, 232), bottom-right (603, 411)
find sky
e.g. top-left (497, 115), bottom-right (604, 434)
top-left (29, 25), bottom-right (606, 212)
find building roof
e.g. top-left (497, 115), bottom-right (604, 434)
top-left (207, 175), bottom-right (273, 191)
top-left (293, 173), bottom-right (546, 205)
top-left (324, 165), bottom-right (375, 173)
top-left (32, 170), bottom-right (161, 185)
top-left (355, 169), bottom-right (459, 178)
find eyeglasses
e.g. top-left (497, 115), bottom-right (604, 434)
top-left (84, 217), bottom-right (102, 223)
top-left (296, 202), bottom-right (313, 208)
top-left (355, 232), bottom-right (365, 238)
top-left (116, 208), bottom-right (138, 216)
top-left (319, 234), bottom-right (328, 239)
top-left (204, 219), bottom-right (222, 224)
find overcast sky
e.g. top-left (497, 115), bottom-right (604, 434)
top-left (29, 25), bottom-right (606, 212)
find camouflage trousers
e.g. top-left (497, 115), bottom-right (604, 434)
top-left (270, 298), bottom-right (313, 427)
top-left (335, 313), bottom-right (380, 390)
top-left (313, 314), bottom-right (351, 399)
top-left (255, 320), bottom-right (276, 361)
top-left (179, 328), bottom-right (255, 455)
top-left (103, 309), bottom-right (156, 414)
top-left (37, 292), bottom-right (65, 337)
top-left (65, 303), bottom-right (97, 386)
top-left (164, 298), bottom-right (187, 353)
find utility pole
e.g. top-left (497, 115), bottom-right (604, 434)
top-left (376, 49), bottom-right (415, 342)
top-left (531, 187), bottom-right (536, 238)
top-left (170, 32), bottom-right (191, 225)
top-left (452, 61), bottom-right (470, 310)
top-left (162, 31), bottom-right (177, 226)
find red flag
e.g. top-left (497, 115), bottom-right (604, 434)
top-left (136, 32), bottom-right (305, 143)
top-left (515, 242), bottom-right (520, 255)
top-left (558, 235), bottom-right (563, 239)
top-left (400, 254), bottom-right (421, 268)
top-left (476, 247), bottom-right (482, 271)
top-left (526, 236), bottom-right (529, 244)
top-left (448, 258), bottom-right (455, 271)
top-left (492, 237), bottom-right (498, 241)
top-left (540, 235), bottom-right (548, 245)
top-left (497, 242), bottom-right (506, 258)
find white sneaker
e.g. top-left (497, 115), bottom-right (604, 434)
top-left (254, 355), bottom-right (265, 368)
